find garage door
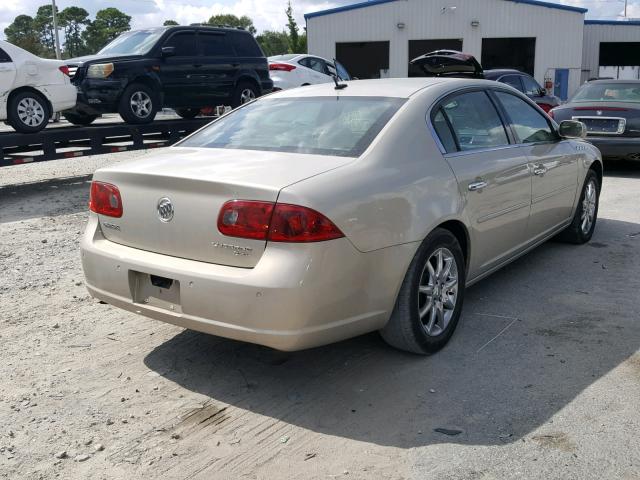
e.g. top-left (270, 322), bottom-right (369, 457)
top-left (336, 41), bottom-right (389, 79)
top-left (482, 38), bottom-right (536, 75)
top-left (408, 39), bottom-right (463, 77)
top-left (600, 42), bottom-right (640, 67)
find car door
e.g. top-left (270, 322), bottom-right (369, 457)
top-left (433, 90), bottom-right (532, 276)
top-left (197, 31), bottom-right (237, 103)
top-left (0, 47), bottom-right (17, 116)
top-left (493, 90), bottom-right (579, 239)
top-left (158, 31), bottom-right (199, 107)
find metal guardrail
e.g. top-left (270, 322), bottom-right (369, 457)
top-left (0, 118), bottom-right (213, 167)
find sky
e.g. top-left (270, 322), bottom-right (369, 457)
top-left (0, 0), bottom-right (639, 40)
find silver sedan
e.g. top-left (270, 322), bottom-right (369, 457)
top-left (81, 78), bottom-right (602, 354)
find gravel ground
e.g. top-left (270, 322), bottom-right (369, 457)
top-left (0, 155), bottom-right (639, 479)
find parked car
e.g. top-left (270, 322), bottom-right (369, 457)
top-left (549, 80), bottom-right (640, 161)
top-left (268, 54), bottom-right (351, 90)
top-left (410, 50), bottom-right (560, 112)
top-left (483, 69), bottom-right (560, 113)
top-left (81, 78), bottom-right (602, 354)
top-left (0, 40), bottom-right (76, 133)
top-left (63, 26), bottom-right (272, 126)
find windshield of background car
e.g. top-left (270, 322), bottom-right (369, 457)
top-left (98, 29), bottom-right (165, 55)
top-left (179, 97), bottom-right (406, 157)
top-left (572, 83), bottom-right (640, 103)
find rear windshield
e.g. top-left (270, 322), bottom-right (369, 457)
top-left (572, 83), bottom-right (640, 103)
top-left (179, 96), bottom-right (406, 157)
top-left (98, 29), bottom-right (165, 55)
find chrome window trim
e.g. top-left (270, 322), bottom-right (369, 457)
top-left (443, 144), bottom-right (523, 158)
top-left (571, 116), bottom-right (626, 135)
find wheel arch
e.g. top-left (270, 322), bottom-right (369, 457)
top-left (235, 73), bottom-right (260, 93)
top-left (589, 159), bottom-right (603, 188)
top-left (124, 75), bottom-right (164, 105)
top-left (433, 219), bottom-right (470, 273)
top-left (8, 86), bottom-right (53, 118)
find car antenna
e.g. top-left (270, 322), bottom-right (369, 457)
top-left (332, 59), bottom-right (347, 90)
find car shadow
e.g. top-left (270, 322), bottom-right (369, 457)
top-left (143, 217), bottom-right (640, 448)
top-left (0, 175), bottom-right (91, 223)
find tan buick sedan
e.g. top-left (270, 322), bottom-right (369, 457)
top-left (81, 78), bottom-right (602, 354)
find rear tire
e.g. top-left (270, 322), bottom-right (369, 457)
top-left (231, 81), bottom-right (258, 108)
top-left (63, 112), bottom-right (98, 126)
top-left (118, 83), bottom-right (158, 124)
top-left (381, 228), bottom-right (466, 355)
top-left (7, 91), bottom-right (50, 133)
top-left (556, 170), bottom-right (600, 244)
top-left (175, 107), bottom-right (200, 119)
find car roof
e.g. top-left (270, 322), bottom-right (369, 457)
top-left (484, 69), bottom-right (527, 77)
top-left (269, 77), bottom-right (500, 98)
top-left (586, 79), bottom-right (640, 84)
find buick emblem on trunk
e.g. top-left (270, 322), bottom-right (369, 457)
top-left (157, 197), bottom-right (174, 223)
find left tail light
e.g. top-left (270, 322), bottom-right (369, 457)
top-left (59, 66), bottom-right (70, 76)
top-left (218, 200), bottom-right (344, 243)
top-left (89, 181), bottom-right (123, 218)
top-left (547, 108), bottom-right (555, 119)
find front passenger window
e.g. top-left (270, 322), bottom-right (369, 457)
top-left (495, 91), bottom-right (556, 144)
top-left (163, 32), bottom-right (197, 57)
top-left (439, 91), bottom-right (509, 151)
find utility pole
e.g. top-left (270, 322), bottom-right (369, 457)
top-left (624, 0), bottom-right (628, 18)
top-left (51, 0), bottom-right (61, 59)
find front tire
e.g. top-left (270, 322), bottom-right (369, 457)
top-left (118, 83), bottom-right (158, 124)
top-left (8, 91), bottom-right (50, 133)
top-left (557, 170), bottom-right (600, 244)
top-left (381, 228), bottom-right (466, 355)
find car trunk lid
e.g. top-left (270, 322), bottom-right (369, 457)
top-left (92, 147), bottom-right (353, 268)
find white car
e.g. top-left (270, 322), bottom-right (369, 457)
top-left (0, 40), bottom-right (77, 133)
top-left (269, 54), bottom-right (352, 91)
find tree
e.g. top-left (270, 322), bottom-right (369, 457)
top-left (207, 14), bottom-right (256, 35)
top-left (33, 4), bottom-right (59, 58)
top-left (163, 20), bottom-right (179, 26)
top-left (83, 8), bottom-right (131, 53)
top-left (59, 6), bottom-right (90, 58)
top-left (256, 30), bottom-right (290, 56)
top-left (285, 2), bottom-right (300, 53)
top-left (4, 15), bottom-right (41, 55)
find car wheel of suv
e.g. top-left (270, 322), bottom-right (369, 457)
top-left (231, 81), bottom-right (258, 108)
top-left (557, 170), bottom-right (600, 244)
top-left (119, 83), bottom-right (158, 124)
top-left (175, 108), bottom-right (200, 119)
top-left (63, 112), bottom-right (98, 126)
top-left (8, 91), bottom-right (50, 133)
top-left (380, 228), bottom-right (466, 355)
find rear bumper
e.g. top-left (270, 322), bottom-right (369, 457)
top-left (80, 215), bottom-right (414, 351)
top-left (586, 136), bottom-right (640, 160)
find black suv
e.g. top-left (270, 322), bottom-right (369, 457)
top-left (63, 26), bottom-right (272, 125)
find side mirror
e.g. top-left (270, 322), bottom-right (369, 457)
top-left (558, 120), bottom-right (587, 139)
top-left (538, 88), bottom-right (547, 97)
top-left (161, 46), bottom-right (176, 57)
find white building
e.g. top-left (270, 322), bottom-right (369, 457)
top-left (305, 0), bottom-right (587, 98)
top-left (582, 20), bottom-right (640, 83)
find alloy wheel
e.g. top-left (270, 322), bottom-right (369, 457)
top-left (240, 88), bottom-right (256, 104)
top-left (581, 179), bottom-right (597, 235)
top-left (130, 91), bottom-right (152, 118)
top-left (418, 248), bottom-right (459, 337)
top-left (17, 97), bottom-right (46, 127)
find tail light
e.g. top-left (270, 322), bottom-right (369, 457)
top-left (59, 65), bottom-right (70, 76)
top-left (548, 108), bottom-right (555, 119)
top-left (89, 181), bottom-right (123, 218)
top-left (269, 63), bottom-right (296, 72)
top-left (218, 200), bottom-right (344, 243)
top-left (538, 103), bottom-right (553, 113)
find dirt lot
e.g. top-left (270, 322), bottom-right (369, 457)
top-left (1, 155), bottom-right (639, 480)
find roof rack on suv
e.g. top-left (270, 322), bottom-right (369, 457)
top-left (189, 23), bottom-right (245, 30)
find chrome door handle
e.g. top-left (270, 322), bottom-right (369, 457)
top-left (533, 165), bottom-right (548, 176)
top-left (468, 181), bottom-right (488, 191)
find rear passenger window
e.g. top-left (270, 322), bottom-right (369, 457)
top-left (200, 33), bottom-right (234, 56)
top-left (231, 32), bottom-right (262, 57)
top-left (432, 109), bottom-right (457, 153)
top-left (522, 75), bottom-right (542, 96)
top-left (164, 32), bottom-right (197, 57)
top-left (495, 91), bottom-right (556, 143)
top-left (439, 91), bottom-right (509, 151)
top-left (500, 75), bottom-right (524, 92)
top-left (0, 48), bottom-right (11, 63)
